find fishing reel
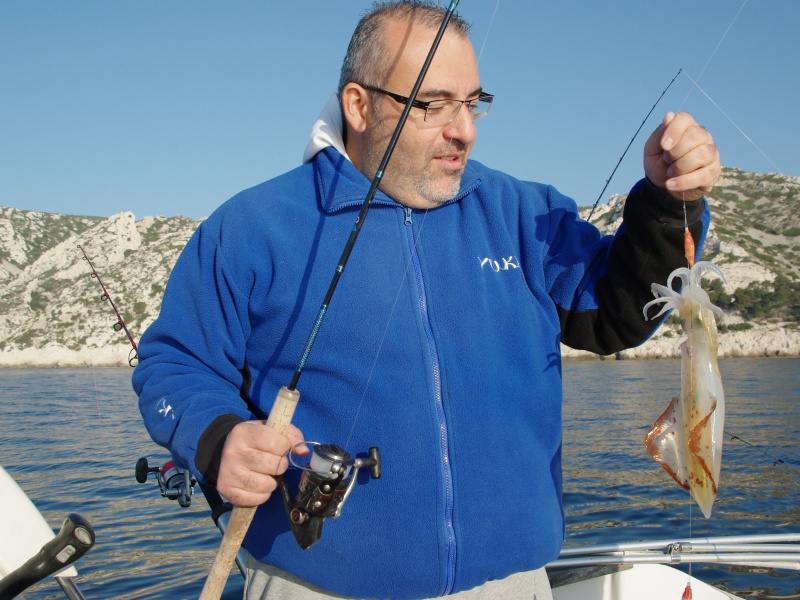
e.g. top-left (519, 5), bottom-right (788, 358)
top-left (135, 457), bottom-right (196, 508)
top-left (279, 443), bottom-right (381, 550)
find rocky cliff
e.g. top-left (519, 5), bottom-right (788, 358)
top-left (0, 208), bottom-right (196, 366)
top-left (1, 167), bottom-right (798, 367)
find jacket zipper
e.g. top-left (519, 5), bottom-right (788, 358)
top-left (404, 208), bottom-right (457, 594)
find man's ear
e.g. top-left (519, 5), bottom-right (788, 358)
top-left (341, 83), bottom-right (370, 133)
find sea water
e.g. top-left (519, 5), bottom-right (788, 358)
top-left (561, 357), bottom-right (799, 599)
top-left (1, 358), bottom-right (798, 599)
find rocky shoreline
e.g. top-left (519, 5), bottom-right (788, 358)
top-left (0, 345), bottom-right (137, 368)
top-left (562, 322), bottom-right (800, 360)
top-left (2, 323), bottom-right (797, 368)
top-left (4, 169), bottom-right (799, 370)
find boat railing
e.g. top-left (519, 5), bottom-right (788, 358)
top-left (548, 533), bottom-right (800, 571)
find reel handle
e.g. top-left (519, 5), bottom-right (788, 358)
top-left (199, 385), bottom-right (299, 600)
top-left (134, 456), bottom-right (159, 484)
top-left (365, 447), bottom-right (382, 479)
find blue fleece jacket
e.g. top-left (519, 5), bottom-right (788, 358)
top-left (133, 146), bottom-right (709, 599)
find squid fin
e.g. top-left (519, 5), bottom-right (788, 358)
top-left (645, 395), bottom-right (719, 518)
top-left (645, 396), bottom-right (690, 491)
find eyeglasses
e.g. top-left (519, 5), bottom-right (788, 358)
top-left (359, 83), bottom-right (493, 125)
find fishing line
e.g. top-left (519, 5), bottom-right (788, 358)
top-left (87, 363), bottom-right (109, 443)
top-left (285, 1), bottom-right (462, 395)
top-left (685, 200), bottom-right (695, 594)
top-left (676, 0), bottom-right (786, 176)
top-left (680, 189), bottom-right (698, 599)
top-left (433, 0), bottom-right (500, 163)
top-left (686, 499), bottom-right (693, 596)
top-left (342, 0), bottom-right (502, 451)
top-left (342, 209), bottom-right (431, 451)
top-left (588, 0), bottom-right (747, 224)
top-left (682, 192), bottom-right (696, 268)
top-left (725, 429), bottom-right (800, 484)
top-left (200, 7), bottom-right (466, 577)
top-left (679, 70), bottom-right (784, 175)
top-left (678, 0), bottom-right (749, 109)
top-left (473, 0), bottom-right (500, 65)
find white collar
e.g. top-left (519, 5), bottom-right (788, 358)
top-left (302, 93), bottom-right (350, 164)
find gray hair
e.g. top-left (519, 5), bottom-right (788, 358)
top-left (337, 1), bottom-right (471, 97)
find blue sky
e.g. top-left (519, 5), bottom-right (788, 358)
top-left (2, 1), bottom-right (798, 219)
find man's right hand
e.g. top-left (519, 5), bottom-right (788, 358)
top-left (215, 421), bottom-right (307, 506)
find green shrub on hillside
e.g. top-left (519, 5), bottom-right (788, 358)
top-left (707, 276), bottom-right (800, 323)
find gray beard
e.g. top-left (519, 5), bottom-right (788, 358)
top-left (414, 167), bottom-right (463, 205)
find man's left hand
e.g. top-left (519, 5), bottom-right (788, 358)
top-left (643, 111), bottom-right (721, 201)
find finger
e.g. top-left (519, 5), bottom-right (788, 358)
top-left (663, 134), bottom-right (720, 199)
top-left (218, 466), bottom-right (280, 507)
top-left (664, 141), bottom-right (720, 183)
top-left (287, 424), bottom-right (309, 456)
top-left (222, 443), bottom-right (290, 479)
top-left (643, 111), bottom-right (675, 159)
top-left (216, 442), bottom-right (289, 506)
top-left (238, 420), bottom-right (294, 457)
top-left (664, 124), bottom-right (714, 167)
top-left (660, 111), bottom-right (697, 153)
top-left (225, 463), bottom-right (281, 492)
top-left (223, 422), bottom-right (292, 475)
top-left (664, 163), bottom-right (721, 201)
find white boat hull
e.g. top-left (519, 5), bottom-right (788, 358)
top-left (0, 465), bottom-right (79, 580)
top-left (552, 563), bottom-right (743, 600)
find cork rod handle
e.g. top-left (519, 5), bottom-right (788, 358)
top-left (198, 386), bottom-right (300, 600)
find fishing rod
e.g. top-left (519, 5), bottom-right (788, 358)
top-left (287, 7), bottom-right (458, 392)
top-left (587, 68), bottom-right (682, 222)
top-left (77, 244), bottom-right (139, 367)
top-left (199, 3), bottom-right (462, 599)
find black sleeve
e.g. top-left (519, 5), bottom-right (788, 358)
top-left (193, 362), bottom-right (270, 485)
top-left (195, 414), bottom-right (246, 485)
top-left (558, 178), bottom-right (706, 355)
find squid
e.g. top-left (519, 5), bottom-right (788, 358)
top-left (643, 261), bottom-right (726, 518)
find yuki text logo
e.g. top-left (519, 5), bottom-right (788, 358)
top-left (478, 256), bottom-right (519, 272)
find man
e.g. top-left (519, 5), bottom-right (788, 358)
top-left (133, 2), bottom-right (721, 599)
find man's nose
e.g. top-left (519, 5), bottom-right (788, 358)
top-left (442, 102), bottom-right (477, 144)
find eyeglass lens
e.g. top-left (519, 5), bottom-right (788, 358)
top-left (424, 98), bottom-right (491, 124)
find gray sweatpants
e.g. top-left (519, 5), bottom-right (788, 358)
top-left (244, 554), bottom-right (554, 600)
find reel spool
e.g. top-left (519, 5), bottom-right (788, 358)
top-left (279, 443), bottom-right (381, 549)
